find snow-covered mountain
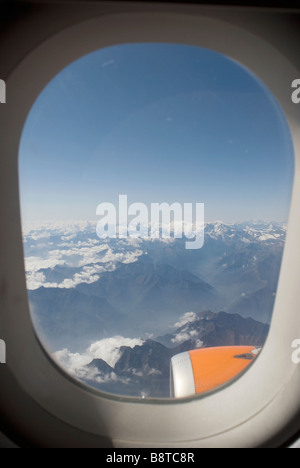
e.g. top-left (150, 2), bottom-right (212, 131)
top-left (204, 221), bottom-right (286, 243)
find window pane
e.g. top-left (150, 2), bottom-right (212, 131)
top-left (19, 43), bottom-right (294, 399)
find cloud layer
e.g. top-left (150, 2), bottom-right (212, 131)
top-left (23, 221), bottom-right (144, 289)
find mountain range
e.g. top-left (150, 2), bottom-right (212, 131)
top-left (27, 221), bottom-right (285, 351)
top-left (82, 310), bottom-right (269, 398)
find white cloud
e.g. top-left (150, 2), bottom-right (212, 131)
top-left (24, 227), bottom-right (144, 289)
top-left (53, 336), bottom-right (144, 383)
top-left (26, 271), bottom-right (47, 290)
top-left (25, 255), bottom-right (65, 272)
top-left (48, 264), bottom-right (107, 289)
top-left (171, 311), bottom-right (203, 345)
top-left (87, 336), bottom-right (144, 368)
top-left (45, 243), bottom-right (110, 267)
top-left (171, 330), bottom-right (203, 346)
top-left (173, 311), bottom-right (198, 329)
top-left (258, 234), bottom-right (276, 241)
top-left (26, 231), bottom-right (52, 241)
top-left (61, 233), bottom-right (77, 241)
top-left (171, 332), bottom-right (191, 344)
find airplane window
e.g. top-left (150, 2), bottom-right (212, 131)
top-left (18, 43), bottom-right (294, 399)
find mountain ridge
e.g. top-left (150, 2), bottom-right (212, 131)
top-left (84, 310), bottom-right (269, 397)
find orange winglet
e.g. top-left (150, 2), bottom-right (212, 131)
top-left (189, 345), bottom-right (257, 394)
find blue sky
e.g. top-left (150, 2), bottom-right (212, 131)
top-left (18, 43), bottom-right (294, 224)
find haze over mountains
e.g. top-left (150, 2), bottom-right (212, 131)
top-left (23, 220), bottom-right (285, 396)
